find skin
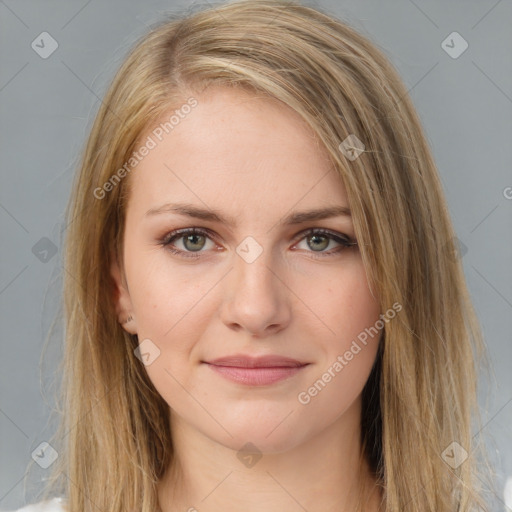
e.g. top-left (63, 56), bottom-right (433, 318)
top-left (111, 86), bottom-right (383, 511)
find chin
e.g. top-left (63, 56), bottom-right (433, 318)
top-left (221, 431), bottom-right (303, 456)
top-left (203, 414), bottom-right (308, 455)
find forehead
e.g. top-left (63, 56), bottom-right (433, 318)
top-left (126, 86), bottom-right (350, 225)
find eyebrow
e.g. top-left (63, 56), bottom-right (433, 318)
top-left (145, 202), bottom-right (351, 226)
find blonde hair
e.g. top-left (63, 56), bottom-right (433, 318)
top-left (37, 0), bottom-right (491, 510)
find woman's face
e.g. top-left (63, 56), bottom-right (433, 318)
top-left (111, 86), bottom-right (382, 452)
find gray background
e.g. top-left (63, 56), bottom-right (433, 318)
top-left (1, 0), bottom-right (511, 510)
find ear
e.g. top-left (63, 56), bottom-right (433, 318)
top-left (110, 255), bottom-right (138, 335)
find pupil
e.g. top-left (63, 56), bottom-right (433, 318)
top-left (309, 234), bottom-right (328, 251)
top-left (184, 234), bottom-right (205, 251)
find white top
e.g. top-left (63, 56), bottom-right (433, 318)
top-left (3, 498), bottom-right (66, 512)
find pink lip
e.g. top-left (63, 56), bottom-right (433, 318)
top-left (203, 354), bottom-right (310, 386)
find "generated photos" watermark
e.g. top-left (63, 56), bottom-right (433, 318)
top-left (297, 301), bottom-right (402, 405)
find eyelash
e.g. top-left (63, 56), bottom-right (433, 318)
top-left (159, 227), bottom-right (357, 260)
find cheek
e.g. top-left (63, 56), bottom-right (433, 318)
top-left (126, 250), bottom-right (212, 340)
top-left (299, 257), bottom-right (380, 344)
top-left (126, 258), bottom-right (212, 405)
top-left (293, 261), bottom-right (381, 409)
top-left (124, 251), bottom-right (223, 396)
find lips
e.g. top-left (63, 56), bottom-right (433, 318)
top-left (202, 354), bottom-right (310, 386)
top-left (204, 354), bottom-right (308, 368)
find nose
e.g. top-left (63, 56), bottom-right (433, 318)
top-left (219, 246), bottom-right (291, 338)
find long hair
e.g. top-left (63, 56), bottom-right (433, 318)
top-left (39, 1), bottom-right (490, 510)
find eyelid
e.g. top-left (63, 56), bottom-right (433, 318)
top-left (160, 226), bottom-right (217, 244)
top-left (291, 227), bottom-right (354, 245)
top-left (160, 226), bottom-right (353, 244)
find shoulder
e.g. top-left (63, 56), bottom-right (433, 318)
top-left (6, 497), bottom-right (66, 512)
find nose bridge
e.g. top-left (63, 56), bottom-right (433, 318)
top-left (233, 236), bottom-right (280, 301)
top-left (220, 236), bottom-right (290, 335)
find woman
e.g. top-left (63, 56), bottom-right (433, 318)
top-left (18, 0), bottom-right (490, 510)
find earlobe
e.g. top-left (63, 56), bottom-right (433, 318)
top-left (119, 313), bottom-right (137, 334)
top-left (110, 256), bottom-right (138, 335)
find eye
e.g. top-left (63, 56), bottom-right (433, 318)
top-left (160, 228), bottom-right (218, 259)
top-left (159, 227), bottom-right (357, 260)
top-left (291, 228), bottom-right (357, 259)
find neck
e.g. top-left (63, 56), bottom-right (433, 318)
top-left (157, 399), bottom-right (382, 512)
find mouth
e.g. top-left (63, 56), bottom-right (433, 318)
top-left (202, 354), bottom-right (310, 386)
